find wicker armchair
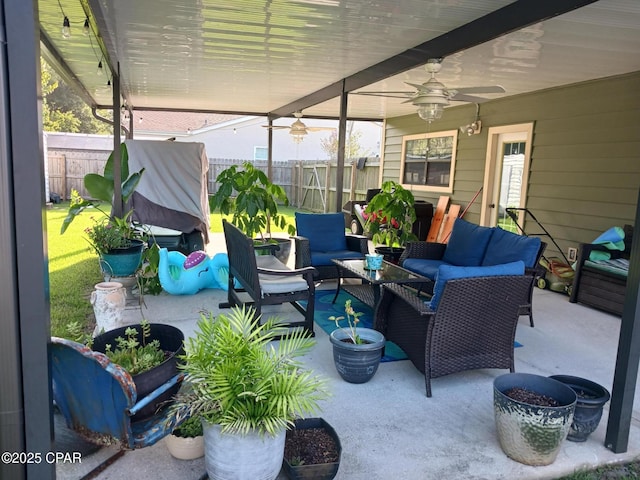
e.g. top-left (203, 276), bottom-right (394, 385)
top-left (293, 212), bottom-right (369, 282)
top-left (374, 276), bottom-right (532, 397)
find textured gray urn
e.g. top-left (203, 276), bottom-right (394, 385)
top-left (494, 373), bottom-right (577, 466)
top-left (549, 375), bottom-right (610, 442)
top-left (330, 327), bottom-right (385, 384)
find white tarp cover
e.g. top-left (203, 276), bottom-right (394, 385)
top-left (125, 139), bottom-right (210, 232)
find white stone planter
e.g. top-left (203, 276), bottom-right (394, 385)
top-left (203, 421), bottom-right (285, 480)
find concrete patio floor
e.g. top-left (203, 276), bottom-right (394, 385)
top-left (57, 235), bottom-right (640, 480)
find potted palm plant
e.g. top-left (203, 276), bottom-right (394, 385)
top-left (209, 162), bottom-right (295, 262)
top-left (171, 306), bottom-right (329, 480)
top-left (364, 180), bottom-right (417, 264)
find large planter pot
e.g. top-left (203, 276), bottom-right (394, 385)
top-left (165, 433), bottom-right (204, 460)
top-left (374, 246), bottom-right (404, 265)
top-left (549, 375), bottom-right (611, 442)
top-left (99, 239), bottom-right (145, 278)
top-left (203, 421), bottom-right (285, 480)
top-left (329, 327), bottom-right (385, 384)
top-left (283, 418), bottom-right (341, 480)
top-left (92, 323), bottom-right (184, 422)
top-left (494, 373), bottom-right (577, 466)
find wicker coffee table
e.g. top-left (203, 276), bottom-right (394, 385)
top-left (331, 258), bottom-right (431, 308)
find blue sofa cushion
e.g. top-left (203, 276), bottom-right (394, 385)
top-left (427, 261), bottom-right (525, 310)
top-left (482, 228), bottom-right (542, 268)
top-left (296, 212), bottom-right (347, 252)
top-left (311, 250), bottom-right (364, 266)
top-left (442, 219), bottom-right (493, 266)
top-left (402, 258), bottom-right (447, 281)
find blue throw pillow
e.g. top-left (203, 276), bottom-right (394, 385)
top-left (428, 261), bottom-right (525, 310)
top-left (295, 212), bottom-right (347, 252)
top-left (482, 228), bottom-right (542, 268)
top-left (442, 218), bottom-right (493, 266)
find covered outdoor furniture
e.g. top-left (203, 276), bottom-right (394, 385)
top-left (569, 224), bottom-right (633, 316)
top-left (293, 212), bottom-right (369, 282)
top-left (374, 264), bottom-right (532, 397)
top-left (49, 337), bottom-right (184, 449)
top-left (399, 218), bottom-right (546, 327)
top-left (221, 219), bottom-right (317, 337)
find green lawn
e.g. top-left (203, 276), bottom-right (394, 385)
top-left (46, 203), bottom-right (299, 338)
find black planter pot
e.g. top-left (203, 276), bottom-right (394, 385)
top-left (92, 323), bottom-right (184, 421)
top-left (283, 418), bottom-right (342, 480)
top-left (494, 373), bottom-right (577, 466)
top-left (374, 246), bottom-right (404, 265)
top-left (549, 375), bottom-right (611, 442)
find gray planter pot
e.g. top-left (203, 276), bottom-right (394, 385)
top-left (203, 421), bottom-right (285, 480)
top-left (494, 373), bottom-right (577, 466)
top-left (549, 375), bottom-right (611, 442)
top-left (329, 327), bottom-right (385, 384)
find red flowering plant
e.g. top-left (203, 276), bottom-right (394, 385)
top-left (364, 180), bottom-right (418, 249)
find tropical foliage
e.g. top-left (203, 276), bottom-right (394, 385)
top-left (209, 162), bottom-right (295, 241)
top-left (172, 307), bottom-right (328, 436)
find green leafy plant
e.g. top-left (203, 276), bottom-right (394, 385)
top-left (209, 162), bottom-right (296, 242)
top-left (60, 143), bottom-right (144, 235)
top-left (171, 306), bottom-right (329, 436)
top-left (329, 299), bottom-right (365, 344)
top-left (364, 180), bottom-right (418, 249)
top-left (83, 209), bottom-right (140, 255)
top-left (172, 415), bottom-right (203, 438)
top-left (103, 320), bottom-right (166, 375)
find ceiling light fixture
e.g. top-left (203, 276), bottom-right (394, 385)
top-left (61, 16), bottom-right (71, 38)
top-left (289, 118), bottom-right (308, 143)
top-left (411, 59), bottom-right (449, 123)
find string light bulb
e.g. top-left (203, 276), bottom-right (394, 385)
top-left (83, 18), bottom-right (90, 36)
top-left (61, 16), bottom-right (71, 38)
top-left (97, 60), bottom-right (103, 76)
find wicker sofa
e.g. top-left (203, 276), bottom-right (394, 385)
top-left (569, 225), bottom-right (633, 316)
top-left (399, 218), bottom-right (546, 326)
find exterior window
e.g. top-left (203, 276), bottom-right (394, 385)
top-left (254, 146), bottom-right (268, 161)
top-left (400, 130), bottom-right (457, 193)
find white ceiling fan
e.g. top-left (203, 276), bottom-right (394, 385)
top-left (353, 58), bottom-right (505, 122)
top-left (263, 111), bottom-right (335, 143)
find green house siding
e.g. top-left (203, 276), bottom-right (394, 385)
top-left (382, 71), bottom-right (640, 256)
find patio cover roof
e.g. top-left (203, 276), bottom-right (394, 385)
top-left (38, 0), bottom-right (640, 121)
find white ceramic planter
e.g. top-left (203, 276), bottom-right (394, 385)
top-left (203, 421), bottom-right (285, 480)
top-left (165, 434), bottom-right (204, 460)
top-left (90, 281), bottom-right (126, 333)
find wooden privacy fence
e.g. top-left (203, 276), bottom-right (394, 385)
top-left (48, 153), bottom-right (380, 213)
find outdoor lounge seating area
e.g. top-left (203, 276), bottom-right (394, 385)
top-left (54, 250), bottom-right (640, 479)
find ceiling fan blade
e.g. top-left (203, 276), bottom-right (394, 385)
top-left (449, 93), bottom-right (494, 103)
top-left (353, 91), bottom-right (413, 99)
top-left (262, 125), bottom-right (290, 129)
top-left (306, 127), bottom-right (336, 132)
top-left (453, 86), bottom-right (505, 94)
